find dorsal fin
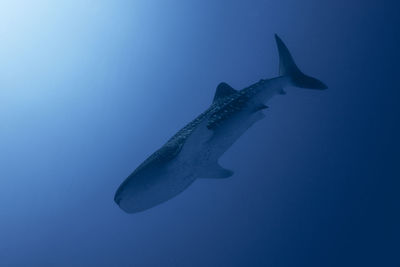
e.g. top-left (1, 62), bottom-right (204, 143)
top-left (213, 82), bottom-right (237, 103)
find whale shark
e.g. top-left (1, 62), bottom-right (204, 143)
top-left (114, 34), bottom-right (327, 213)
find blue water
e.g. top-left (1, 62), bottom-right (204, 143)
top-left (0, 1), bottom-right (398, 266)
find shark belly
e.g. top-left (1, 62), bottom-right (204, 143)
top-left (206, 108), bottom-right (266, 162)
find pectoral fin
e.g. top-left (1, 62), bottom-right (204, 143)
top-left (197, 162), bottom-right (234, 179)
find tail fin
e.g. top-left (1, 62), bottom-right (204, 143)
top-left (275, 34), bottom-right (327, 90)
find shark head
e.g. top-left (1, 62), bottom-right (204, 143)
top-left (114, 144), bottom-right (196, 213)
top-left (114, 160), bottom-right (170, 213)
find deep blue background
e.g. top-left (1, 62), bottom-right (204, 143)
top-left (0, 1), bottom-right (398, 266)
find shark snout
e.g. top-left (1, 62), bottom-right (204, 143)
top-left (114, 184), bottom-right (127, 206)
top-left (114, 193), bottom-right (122, 205)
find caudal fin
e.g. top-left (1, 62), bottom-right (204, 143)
top-left (275, 34), bottom-right (327, 90)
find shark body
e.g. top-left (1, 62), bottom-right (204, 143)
top-left (114, 35), bottom-right (327, 213)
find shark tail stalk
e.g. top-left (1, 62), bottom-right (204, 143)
top-left (275, 34), bottom-right (328, 90)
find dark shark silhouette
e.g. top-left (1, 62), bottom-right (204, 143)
top-left (114, 35), bottom-right (327, 213)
